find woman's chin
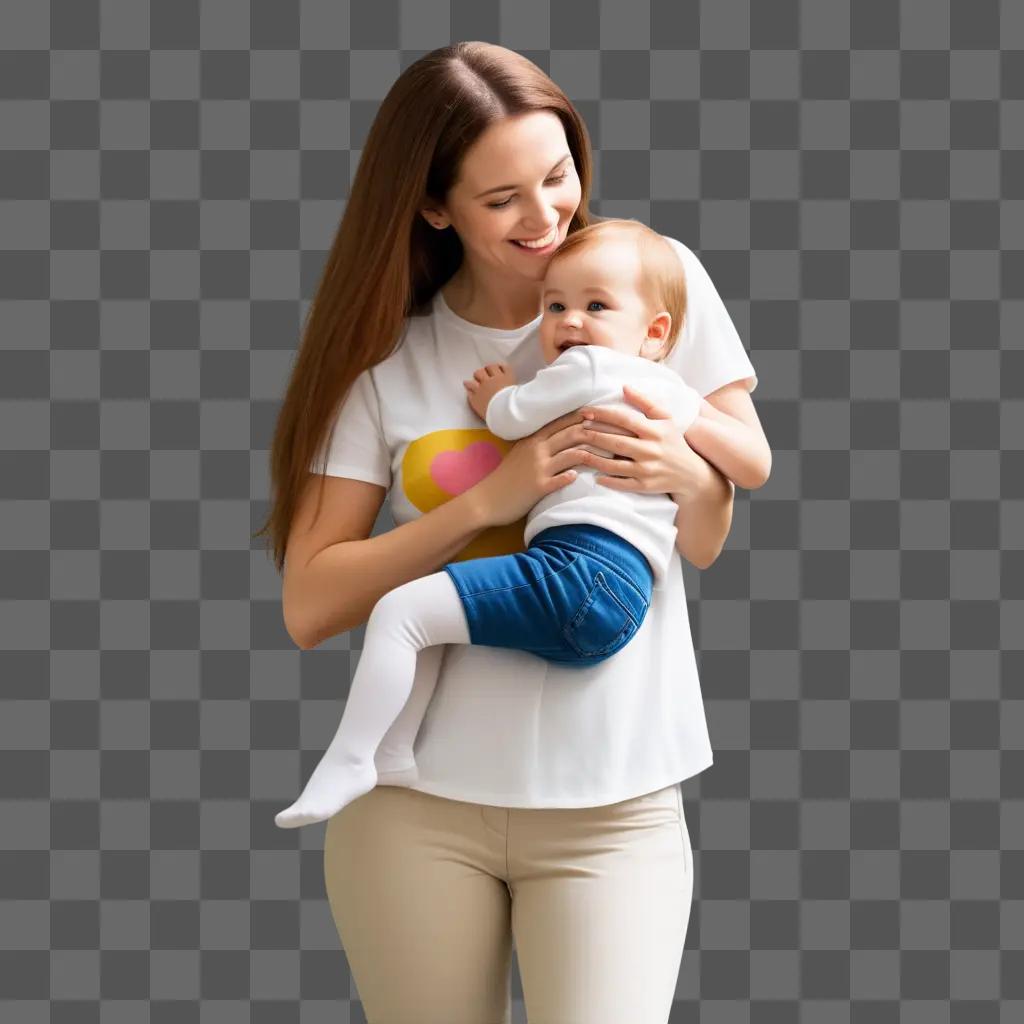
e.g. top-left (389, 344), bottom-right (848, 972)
top-left (517, 256), bottom-right (551, 279)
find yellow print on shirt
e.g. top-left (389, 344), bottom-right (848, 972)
top-left (401, 428), bottom-right (528, 562)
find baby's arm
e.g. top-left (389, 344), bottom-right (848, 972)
top-left (467, 348), bottom-right (598, 440)
top-left (682, 397), bottom-right (770, 490)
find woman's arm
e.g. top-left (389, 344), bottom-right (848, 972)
top-left (567, 381), bottom-right (756, 571)
top-left (670, 380), bottom-right (769, 568)
top-left (285, 476), bottom-right (491, 650)
top-left (287, 408), bottom-right (593, 649)
top-left (682, 399), bottom-right (772, 491)
top-left (670, 456), bottom-right (734, 570)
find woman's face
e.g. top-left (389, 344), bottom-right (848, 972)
top-left (422, 110), bottom-right (583, 285)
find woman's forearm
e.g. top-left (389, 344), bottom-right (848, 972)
top-left (293, 490), bottom-right (490, 650)
top-left (671, 456), bottom-right (734, 570)
top-left (684, 402), bottom-right (771, 490)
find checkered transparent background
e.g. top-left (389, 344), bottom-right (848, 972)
top-left (1, 1), bottom-right (1022, 1021)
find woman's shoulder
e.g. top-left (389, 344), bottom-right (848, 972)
top-left (654, 232), bottom-right (759, 395)
top-left (367, 304), bottom-right (435, 375)
top-left (655, 231), bottom-right (735, 320)
top-left (656, 232), bottom-right (693, 261)
top-left (655, 233), bottom-right (703, 284)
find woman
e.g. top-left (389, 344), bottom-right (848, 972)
top-left (256, 42), bottom-right (765, 1024)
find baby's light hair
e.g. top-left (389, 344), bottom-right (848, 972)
top-left (549, 218), bottom-right (687, 361)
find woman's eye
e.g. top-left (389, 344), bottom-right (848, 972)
top-left (488, 171), bottom-right (569, 209)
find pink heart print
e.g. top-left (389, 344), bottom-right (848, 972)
top-left (429, 441), bottom-right (503, 496)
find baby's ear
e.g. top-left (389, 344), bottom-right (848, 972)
top-left (641, 335), bottom-right (670, 361)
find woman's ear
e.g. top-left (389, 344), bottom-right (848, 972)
top-left (420, 208), bottom-right (449, 230)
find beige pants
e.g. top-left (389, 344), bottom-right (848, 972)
top-left (323, 781), bottom-right (693, 1023)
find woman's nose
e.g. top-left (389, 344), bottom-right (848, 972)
top-left (521, 200), bottom-right (558, 231)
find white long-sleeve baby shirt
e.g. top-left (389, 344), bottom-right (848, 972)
top-left (484, 344), bottom-right (702, 582)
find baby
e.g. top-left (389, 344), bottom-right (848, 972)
top-left (275, 219), bottom-right (769, 829)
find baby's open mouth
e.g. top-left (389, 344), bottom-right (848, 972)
top-left (558, 341), bottom-right (587, 351)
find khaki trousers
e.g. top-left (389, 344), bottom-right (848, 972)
top-left (323, 781), bottom-right (693, 1023)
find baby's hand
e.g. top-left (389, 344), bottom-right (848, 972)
top-left (463, 362), bottom-right (517, 421)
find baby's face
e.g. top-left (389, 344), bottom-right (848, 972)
top-left (538, 239), bottom-right (671, 366)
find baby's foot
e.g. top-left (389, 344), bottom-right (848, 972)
top-left (275, 757), bottom-right (378, 829)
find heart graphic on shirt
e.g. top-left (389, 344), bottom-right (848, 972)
top-left (429, 441), bottom-right (502, 496)
top-left (401, 428), bottom-right (528, 563)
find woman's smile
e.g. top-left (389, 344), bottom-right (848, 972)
top-left (509, 224), bottom-right (561, 255)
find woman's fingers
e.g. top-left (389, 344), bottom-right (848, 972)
top-left (576, 387), bottom-right (672, 430)
top-left (550, 431), bottom-right (641, 477)
top-left (592, 472), bottom-right (638, 490)
top-left (537, 410), bottom-right (591, 443)
top-left (577, 405), bottom-right (646, 437)
top-left (582, 452), bottom-right (639, 476)
top-left (550, 445), bottom-right (590, 475)
top-left (621, 383), bottom-right (673, 419)
top-left (547, 419), bottom-right (603, 453)
top-left (579, 427), bottom-right (643, 460)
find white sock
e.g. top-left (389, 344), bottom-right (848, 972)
top-left (275, 570), bottom-right (470, 828)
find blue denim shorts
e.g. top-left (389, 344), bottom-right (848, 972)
top-left (442, 524), bottom-right (654, 669)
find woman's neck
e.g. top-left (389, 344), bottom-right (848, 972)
top-left (442, 270), bottom-right (543, 330)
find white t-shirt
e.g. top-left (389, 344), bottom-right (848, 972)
top-left (312, 235), bottom-right (758, 808)
top-left (486, 343), bottom-right (703, 583)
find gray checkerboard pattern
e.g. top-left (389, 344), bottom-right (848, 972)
top-left (1, 0), bottom-right (1021, 1021)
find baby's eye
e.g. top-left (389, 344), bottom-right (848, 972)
top-left (547, 301), bottom-right (606, 313)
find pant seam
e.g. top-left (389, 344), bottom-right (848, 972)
top-left (449, 551), bottom-right (582, 601)
top-left (677, 786), bottom-right (690, 879)
top-left (546, 540), bottom-right (652, 607)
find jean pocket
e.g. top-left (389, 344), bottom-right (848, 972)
top-left (562, 570), bottom-right (640, 658)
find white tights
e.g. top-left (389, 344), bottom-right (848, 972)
top-left (274, 570), bottom-right (470, 828)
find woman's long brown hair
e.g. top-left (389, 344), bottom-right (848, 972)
top-left (253, 41), bottom-right (599, 573)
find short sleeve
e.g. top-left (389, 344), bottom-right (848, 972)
top-left (660, 235), bottom-right (758, 397)
top-left (309, 367), bottom-right (392, 488)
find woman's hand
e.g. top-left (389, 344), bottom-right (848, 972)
top-left (467, 410), bottom-right (594, 528)
top-left (575, 384), bottom-right (712, 501)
